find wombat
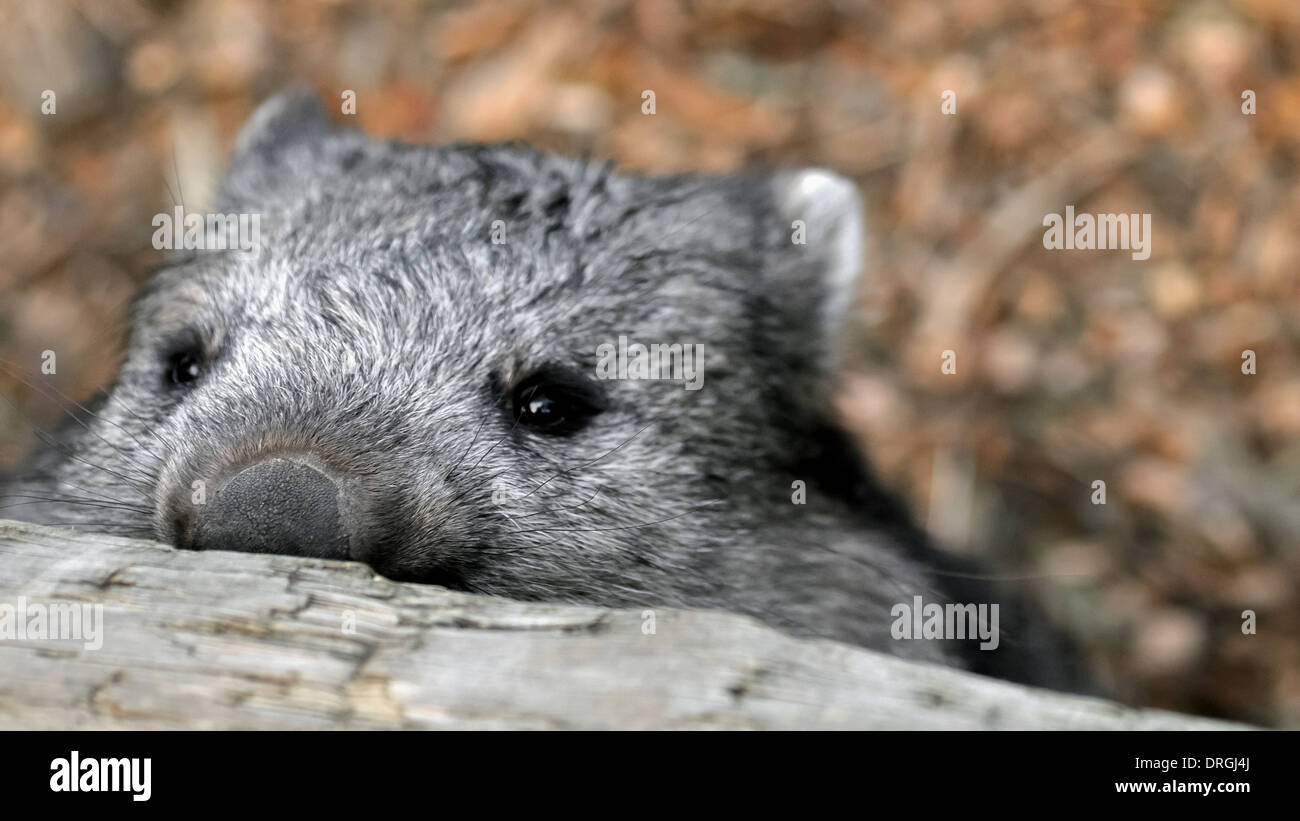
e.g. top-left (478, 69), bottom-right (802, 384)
top-left (1, 90), bottom-right (1086, 690)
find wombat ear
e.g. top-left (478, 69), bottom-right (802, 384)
top-left (221, 88), bottom-right (335, 207)
top-left (768, 169), bottom-right (865, 343)
top-left (233, 88), bottom-right (332, 162)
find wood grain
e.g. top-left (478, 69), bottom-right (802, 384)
top-left (0, 519), bottom-right (1241, 730)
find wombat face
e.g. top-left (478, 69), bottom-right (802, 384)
top-left (22, 91), bottom-right (867, 606)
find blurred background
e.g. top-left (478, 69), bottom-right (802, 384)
top-left (0, 0), bottom-right (1296, 726)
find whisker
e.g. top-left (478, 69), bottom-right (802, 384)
top-left (20, 521), bottom-right (154, 534)
top-left (514, 418), bottom-right (659, 503)
top-left (28, 429), bottom-right (155, 497)
top-left (462, 414), bottom-right (522, 477)
top-left (0, 494), bottom-right (153, 515)
top-left (0, 385), bottom-right (157, 499)
top-left (507, 487), bottom-right (603, 520)
top-left (439, 417), bottom-right (526, 510)
top-left (0, 358), bottom-right (160, 481)
top-left (443, 417), bottom-right (490, 481)
top-left (45, 472), bottom-right (154, 511)
top-left (523, 500), bottom-right (723, 535)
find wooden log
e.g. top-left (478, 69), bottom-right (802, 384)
top-left (0, 519), bottom-right (1241, 730)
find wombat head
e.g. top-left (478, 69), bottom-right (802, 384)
top-left (22, 90), bottom-right (871, 607)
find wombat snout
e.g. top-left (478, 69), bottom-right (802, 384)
top-left (190, 457), bottom-right (352, 559)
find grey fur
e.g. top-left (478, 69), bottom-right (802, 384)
top-left (1, 90), bottom-right (1084, 688)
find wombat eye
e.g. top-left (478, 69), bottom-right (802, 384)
top-left (510, 369), bottom-right (605, 435)
top-left (167, 350), bottom-right (204, 387)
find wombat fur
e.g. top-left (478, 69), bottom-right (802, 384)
top-left (0, 90), bottom-right (1088, 691)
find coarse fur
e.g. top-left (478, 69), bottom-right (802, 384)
top-left (0, 90), bottom-right (1086, 690)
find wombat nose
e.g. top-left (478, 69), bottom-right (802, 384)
top-left (192, 457), bottom-right (351, 559)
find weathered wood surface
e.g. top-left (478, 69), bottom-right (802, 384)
top-left (0, 519), bottom-right (1240, 730)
